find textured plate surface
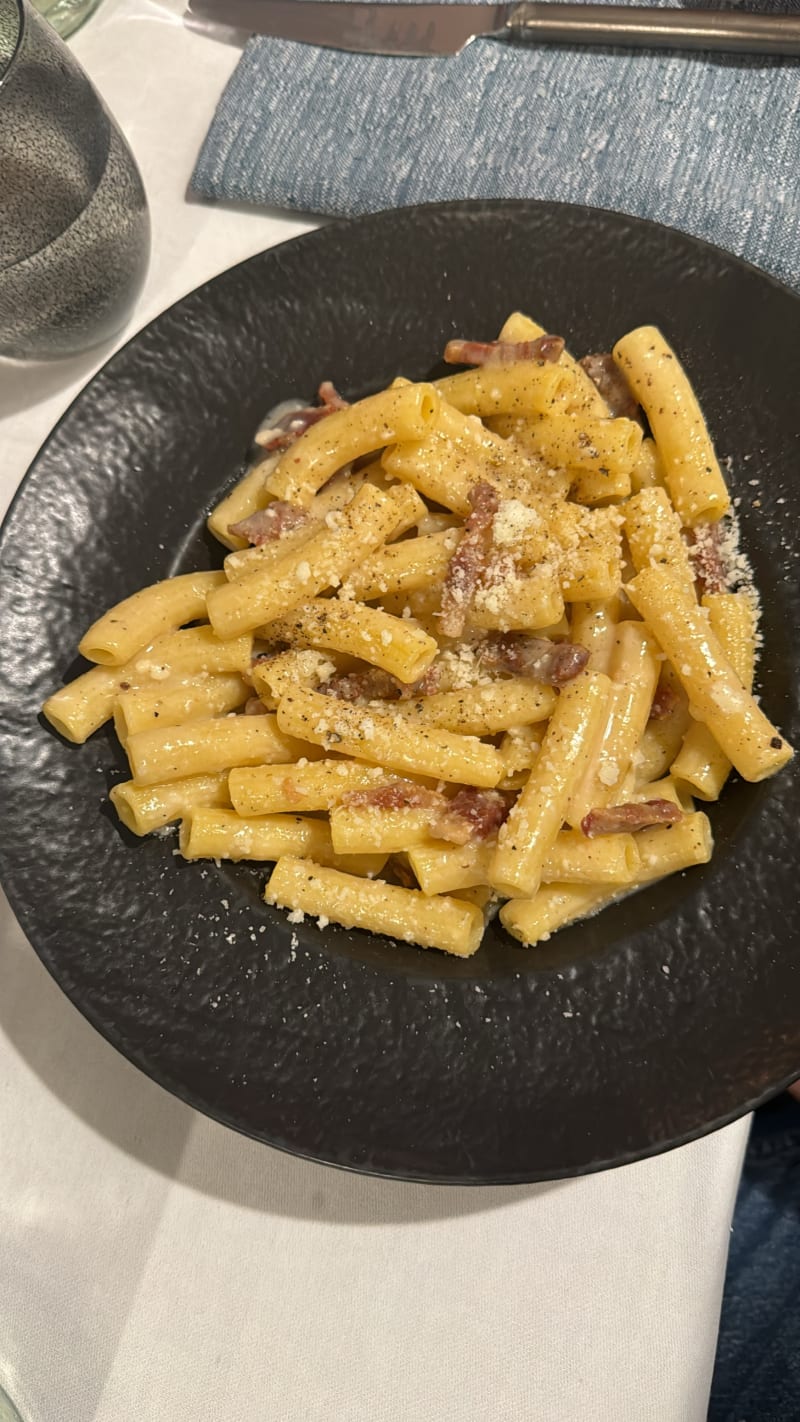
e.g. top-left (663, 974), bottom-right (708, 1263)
top-left (0, 200), bottom-right (798, 1183)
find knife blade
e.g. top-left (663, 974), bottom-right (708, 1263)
top-left (187, 0), bottom-right (800, 57)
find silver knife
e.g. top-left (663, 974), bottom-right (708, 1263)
top-left (187, 0), bottom-right (800, 57)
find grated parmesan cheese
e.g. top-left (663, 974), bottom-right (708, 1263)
top-left (135, 659), bottom-right (172, 681)
top-left (597, 761), bottom-right (619, 788)
top-left (438, 642), bottom-right (491, 689)
top-left (492, 499), bottom-right (541, 548)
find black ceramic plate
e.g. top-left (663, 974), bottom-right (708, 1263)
top-left (1, 201), bottom-right (798, 1183)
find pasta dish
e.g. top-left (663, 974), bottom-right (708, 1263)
top-left (42, 313), bottom-right (794, 958)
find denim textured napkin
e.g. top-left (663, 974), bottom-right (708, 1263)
top-left (192, 0), bottom-right (800, 288)
top-left (709, 1097), bottom-right (800, 1419)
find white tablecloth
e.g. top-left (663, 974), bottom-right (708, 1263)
top-left (0, 4), bottom-right (750, 1418)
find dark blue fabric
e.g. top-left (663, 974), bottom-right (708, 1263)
top-left (192, 0), bottom-right (800, 290)
top-left (709, 1096), bottom-right (800, 1422)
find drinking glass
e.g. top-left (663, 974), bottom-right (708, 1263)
top-left (0, 1386), bottom-right (22, 1422)
top-left (31, 0), bottom-right (102, 39)
top-left (0, 0), bottom-right (150, 358)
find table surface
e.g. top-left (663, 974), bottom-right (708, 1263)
top-left (0, 3), bottom-right (750, 1419)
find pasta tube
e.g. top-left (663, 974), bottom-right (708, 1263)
top-left (623, 486), bottom-right (695, 589)
top-left (79, 570), bottom-right (226, 666)
top-left (251, 649), bottom-right (339, 706)
top-left (113, 673), bottom-right (249, 742)
top-left (567, 622), bottom-right (660, 824)
top-left (269, 598), bottom-right (438, 685)
top-left (613, 326), bottom-right (730, 524)
top-left (229, 759), bottom-right (388, 816)
top-left (626, 566), bottom-right (792, 781)
top-left (110, 772), bottom-right (231, 836)
top-left (630, 437), bottom-right (664, 493)
top-left (221, 467), bottom-right (388, 581)
top-left (392, 681), bottom-right (556, 736)
top-left (632, 811), bottom-right (713, 881)
top-left (671, 592), bottom-right (757, 799)
top-left (330, 804), bottom-right (436, 856)
top-left (496, 311), bottom-right (609, 416)
top-left (501, 884), bottom-right (621, 946)
top-left (498, 724), bottom-right (543, 787)
top-left (223, 523), bottom-right (320, 583)
top-left (383, 431), bottom-right (536, 517)
top-left (490, 672), bottom-right (611, 898)
top-left (206, 485), bottom-right (401, 639)
top-left (180, 808), bottom-right (332, 862)
top-left (435, 362), bottom-right (572, 418)
top-left (207, 454), bottom-right (277, 551)
top-left (180, 808), bottom-right (387, 878)
top-left (43, 664), bottom-right (132, 745)
top-left (266, 384), bottom-right (440, 505)
top-left (409, 829), bottom-right (638, 897)
top-left (342, 530), bottom-right (458, 602)
top-left (127, 714), bottom-right (303, 786)
top-left (469, 566), bottom-right (565, 632)
top-left (408, 842), bottom-right (494, 896)
top-left (42, 626), bottom-right (252, 743)
top-left (526, 412), bottom-right (641, 480)
top-left (543, 829), bottom-right (640, 885)
top-left (569, 596), bottom-right (622, 673)
top-left (265, 857), bottom-right (484, 958)
top-left (276, 687), bottom-right (503, 787)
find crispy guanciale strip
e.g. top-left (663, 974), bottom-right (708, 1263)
top-left (440, 482), bottom-right (500, 639)
top-left (480, 632), bottom-right (589, 686)
top-left (688, 519), bottom-right (728, 596)
top-left (444, 336), bottom-right (565, 366)
top-left (648, 681), bottom-right (680, 721)
top-left (579, 353), bottom-right (640, 421)
top-left (345, 781), bottom-right (441, 812)
top-left (254, 381), bottom-right (349, 452)
top-left (581, 799), bottom-right (682, 838)
top-left (228, 499), bottom-right (309, 546)
top-left (344, 780), bottom-right (510, 846)
top-left (323, 663), bottom-right (441, 703)
top-left (433, 788), bottom-right (510, 845)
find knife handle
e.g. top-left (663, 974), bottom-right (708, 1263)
top-left (507, 2), bottom-right (800, 55)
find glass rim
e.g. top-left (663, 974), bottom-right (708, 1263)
top-left (0, 0), bottom-right (26, 92)
top-left (0, 1383), bottom-right (23, 1422)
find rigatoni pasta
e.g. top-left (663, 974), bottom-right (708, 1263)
top-left (266, 384), bottom-right (440, 505)
top-left (79, 570), bottom-right (226, 666)
top-left (126, 714), bottom-right (304, 785)
top-left (612, 326), bottom-right (730, 525)
top-left (113, 673), bottom-right (249, 743)
top-left (265, 856), bottom-right (485, 958)
top-left (206, 484), bottom-right (402, 639)
top-left (625, 566), bottom-right (790, 782)
top-left (42, 625), bottom-right (253, 743)
top-left (43, 315), bottom-right (793, 958)
top-left (275, 687), bottom-right (504, 788)
top-left (489, 672), bottom-right (611, 898)
top-left (110, 772), bottom-right (232, 837)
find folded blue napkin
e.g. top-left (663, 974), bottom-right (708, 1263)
top-left (192, 0), bottom-right (800, 289)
